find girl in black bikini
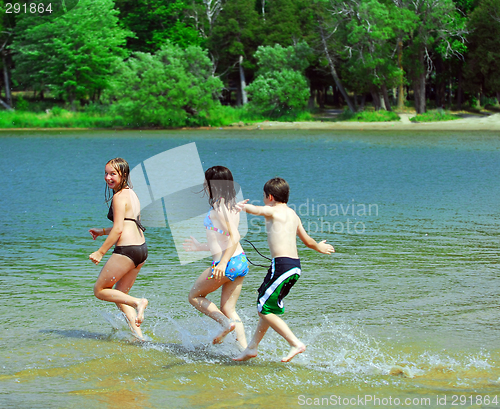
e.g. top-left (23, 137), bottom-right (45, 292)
top-left (89, 158), bottom-right (148, 340)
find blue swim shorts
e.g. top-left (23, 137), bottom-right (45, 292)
top-left (211, 252), bottom-right (249, 281)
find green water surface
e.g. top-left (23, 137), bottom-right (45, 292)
top-left (1, 130), bottom-right (499, 408)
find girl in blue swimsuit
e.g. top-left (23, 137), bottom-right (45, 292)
top-left (185, 166), bottom-right (249, 348)
top-left (89, 158), bottom-right (148, 341)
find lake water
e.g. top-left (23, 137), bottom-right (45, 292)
top-left (1, 129), bottom-right (499, 408)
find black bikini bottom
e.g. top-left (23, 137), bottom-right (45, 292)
top-left (113, 242), bottom-right (148, 267)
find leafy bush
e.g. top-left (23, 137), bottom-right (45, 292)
top-left (50, 106), bottom-right (66, 116)
top-left (410, 110), bottom-right (460, 122)
top-left (83, 103), bottom-right (111, 115)
top-left (253, 43), bottom-right (311, 75)
top-left (337, 109), bottom-right (400, 122)
top-left (198, 105), bottom-right (313, 126)
top-left (246, 43), bottom-right (312, 117)
top-left (108, 42), bottom-right (224, 128)
top-left (15, 96), bottom-right (30, 111)
top-left (246, 69), bottom-right (310, 116)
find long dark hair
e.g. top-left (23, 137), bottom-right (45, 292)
top-left (204, 166), bottom-right (237, 210)
top-left (105, 157), bottom-right (131, 203)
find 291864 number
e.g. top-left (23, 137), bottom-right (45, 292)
top-left (451, 395), bottom-right (499, 406)
top-left (5, 3), bottom-right (52, 13)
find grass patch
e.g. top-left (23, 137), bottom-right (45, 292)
top-left (0, 104), bottom-right (314, 129)
top-left (207, 105), bottom-right (313, 126)
top-left (337, 109), bottom-right (400, 122)
top-left (239, 108), bottom-right (313, 123)
top-left (410, 110), bottom-right (461, 122)
top-left (0, 110), bottom-right (124, 128)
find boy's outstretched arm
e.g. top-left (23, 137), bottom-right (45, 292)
top-left (297, 220), bottom-right (335, 254)
top-left (237, 200), bottom-right (274, 217)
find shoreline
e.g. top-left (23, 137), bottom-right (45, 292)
top-left (247, 113), bottom-right (500, 131)
top-left (1, 113), bottom-right (500, 132)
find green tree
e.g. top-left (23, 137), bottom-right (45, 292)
top-left (263, 0), bottom-right (310, 46)
top-left (402, 0), bottom-right (467, 113)
top-left (316, 0), bottom-right (466, 113)
top-left (246, 43), bottom-right (311, 115)
top-left (340, 0), bottom-right (416, 111)
top-left (315, 0), bottom-right (417, 112)
top-left (464, 0), bottom-right (500, 102)
top-left (0, 0), bottom-right (16, 108)
top-left (313, 1), bottom-right (356, 112)
top-left (108, 42), bottom-right (224, 127)
top-left (253, 42), bottom-right (311, 73)
top-left (246, 69), bottom-right (310, 114)
top-left (209, 0), bottom-right (262, 104)
top-left (11, 0), bottom-right (131, 107)
top-left (114, 0), bottom-right (204, 52)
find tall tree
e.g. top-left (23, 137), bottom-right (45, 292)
top-left (338, 0), bottom-right (417, 110)
top-left (263, 0), bottom-right (306, 46)
top-left (0, 0), bottom-right (15, 109)
top-left (108, 42), bottom-right (223, 127)
top-left (464, 0), bottom-right (500, 102)
top-left (114, 0), bottom-right (203, 52)
top-left (12, 0), bottom-right (132, 107)
top-left (313, 1), bottom-right (355, 112)
top-left (209, 0), bottom-right (262, 104)
top-left (402, 0), bottom-right (466, 113)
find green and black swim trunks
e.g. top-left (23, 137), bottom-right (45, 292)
top-left (257, 257), bottom-right (301, 315)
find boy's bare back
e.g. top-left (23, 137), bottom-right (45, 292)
top-left (264, 204), bottom-right (301, 259)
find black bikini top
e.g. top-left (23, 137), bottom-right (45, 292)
top-left (107, 204), bottom-right (146, 232)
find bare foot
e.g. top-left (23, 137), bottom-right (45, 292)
top-left (213, 322), bottom-right (235, 344)
top-left (135, 298), bottom-right (148, 327)
top-left (233, 347), bottom-right (258, 361)
top-left (122, 313), bottom-right (145, 341)
top-left (130, 329), bottom-right (145, 342)
top-left (281, 342), bottom-right (306, 362)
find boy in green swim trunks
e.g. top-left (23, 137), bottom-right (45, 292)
top-left (233, 177), bottom-right (334, 362)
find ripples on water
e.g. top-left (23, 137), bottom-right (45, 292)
top-left (1, 130), bottom-right (499, 408)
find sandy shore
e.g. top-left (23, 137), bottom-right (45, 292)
top-left (246, 113), bottom-right (500, 131)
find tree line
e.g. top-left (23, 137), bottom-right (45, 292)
top-left (0, 0), bottom-right (499, 126)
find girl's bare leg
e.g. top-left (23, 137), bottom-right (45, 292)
top-left (94, 255), bottom-right (148, 331)
top-left (220, 276), bottom-right (247, 348)
top-left (114, 262), bottom-right (146, 339)
top-left (188, 267), bottom-right (235, 344)
top-left (114, 261), bottom-right (148, 326)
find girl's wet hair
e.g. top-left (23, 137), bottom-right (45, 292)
top-left (204, 166), bottom-right (237, 209)
top-left (264, 177), bottom-right (290, 203)
top-left (105, 157), bottom-right (131, 202)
